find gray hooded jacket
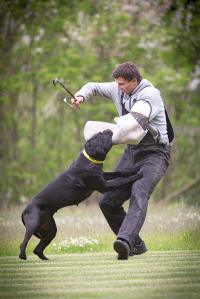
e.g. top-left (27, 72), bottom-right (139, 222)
top-left (75, 79), bottom-right (169, 144)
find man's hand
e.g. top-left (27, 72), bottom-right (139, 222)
top-left (71, 96), bottom-right (84, 109)
top-left (114, 117), bottom-right (119, 122)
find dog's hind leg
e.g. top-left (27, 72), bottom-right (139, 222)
top-left (19, 205), bottom-right (41, 260)
top-left (33, 217), bottom-right (57, 260)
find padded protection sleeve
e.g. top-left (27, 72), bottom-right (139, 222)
top-left (131, 100), bottom-right (151, 118)
top-left (84, 113), bottom-right (147, 145)
top-left (130, 111), bottom-right (148, 130)
top-left (112, 113), bottom-right (147, 144)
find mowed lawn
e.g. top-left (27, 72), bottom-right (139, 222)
top-left (0, 251), bottom-right (200, 299)
top-left (1, 202), bottom-right (200, 298)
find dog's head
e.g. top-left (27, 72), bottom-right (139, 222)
top-left (84, 129), bottom-right (113, 161)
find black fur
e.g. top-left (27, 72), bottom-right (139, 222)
top-left (19, 130), bottom-right (142, 260)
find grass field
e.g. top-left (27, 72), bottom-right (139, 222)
top-left (0, 251), bottom-right (200, 299)
top-left (1, 200), bottom-right (200, 256)
top-left (0, 200), bottom-right (200, 298)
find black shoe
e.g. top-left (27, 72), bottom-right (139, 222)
top-left (113, 239), bottom-right (130, 260)
top-left (129, 239), bottom-right (147, 256)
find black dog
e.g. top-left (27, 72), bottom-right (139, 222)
top-left (19, 130), bottom-right (142, 260)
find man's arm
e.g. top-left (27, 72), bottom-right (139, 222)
top-left (71, 82), bottom-right (117, 108)
top-left (131, 88), bottom-right (169, 144)
top-left (135, 87), bottom-right (162, 120)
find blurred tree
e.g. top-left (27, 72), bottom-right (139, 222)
top-left (0, 0), bottom-right (199, 206)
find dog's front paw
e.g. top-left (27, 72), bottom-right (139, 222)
top-left (121, 171), bottom-right (137, 178)
top-left (137, 172), bottom-right (143, 179)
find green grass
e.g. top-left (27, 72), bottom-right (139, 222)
top-left (0, 251), bottom-right (200, 299)
top-left (0, 201), bottom-right (200, 257)
top-left (0, 201), bottom-right (200, 298)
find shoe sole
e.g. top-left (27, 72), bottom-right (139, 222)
top-left (113, 240), bottom-right (129, 260)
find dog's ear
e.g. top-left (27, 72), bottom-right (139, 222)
top-left (85, 130), bottom-right (113, 161)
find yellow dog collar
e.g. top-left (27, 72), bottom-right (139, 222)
top-left (83, 149), bottom-right (104, 164)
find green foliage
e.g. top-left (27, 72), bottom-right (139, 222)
top-left (0, 0), bottom-right (200, 205)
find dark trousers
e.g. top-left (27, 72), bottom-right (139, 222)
top-left (99, 143), bottom-right (171, 248)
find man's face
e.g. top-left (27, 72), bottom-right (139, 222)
top-left (115, 77), bottom-right (139, 95)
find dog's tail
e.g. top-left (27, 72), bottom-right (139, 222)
top-left (21, 210), bottom-right (41, 239)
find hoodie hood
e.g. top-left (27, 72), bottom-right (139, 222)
top-left (123, 79), bottom-right (154, 113)
top-left (131, 79), bottom-right (154, 96)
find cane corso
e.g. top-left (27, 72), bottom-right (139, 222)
top-left (19, 130), bottom-right (142, 260)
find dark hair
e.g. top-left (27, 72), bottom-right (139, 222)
top-left (112, 62), bottom-right (143, 82)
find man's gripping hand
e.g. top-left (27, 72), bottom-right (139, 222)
top-left (71, 96), bottom-right (84, 109)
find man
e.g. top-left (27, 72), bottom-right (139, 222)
top-left (71, 62), bottom-right (173, 260)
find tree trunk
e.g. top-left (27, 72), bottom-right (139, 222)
top-left (30, 79), bottom-right (37, 182)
